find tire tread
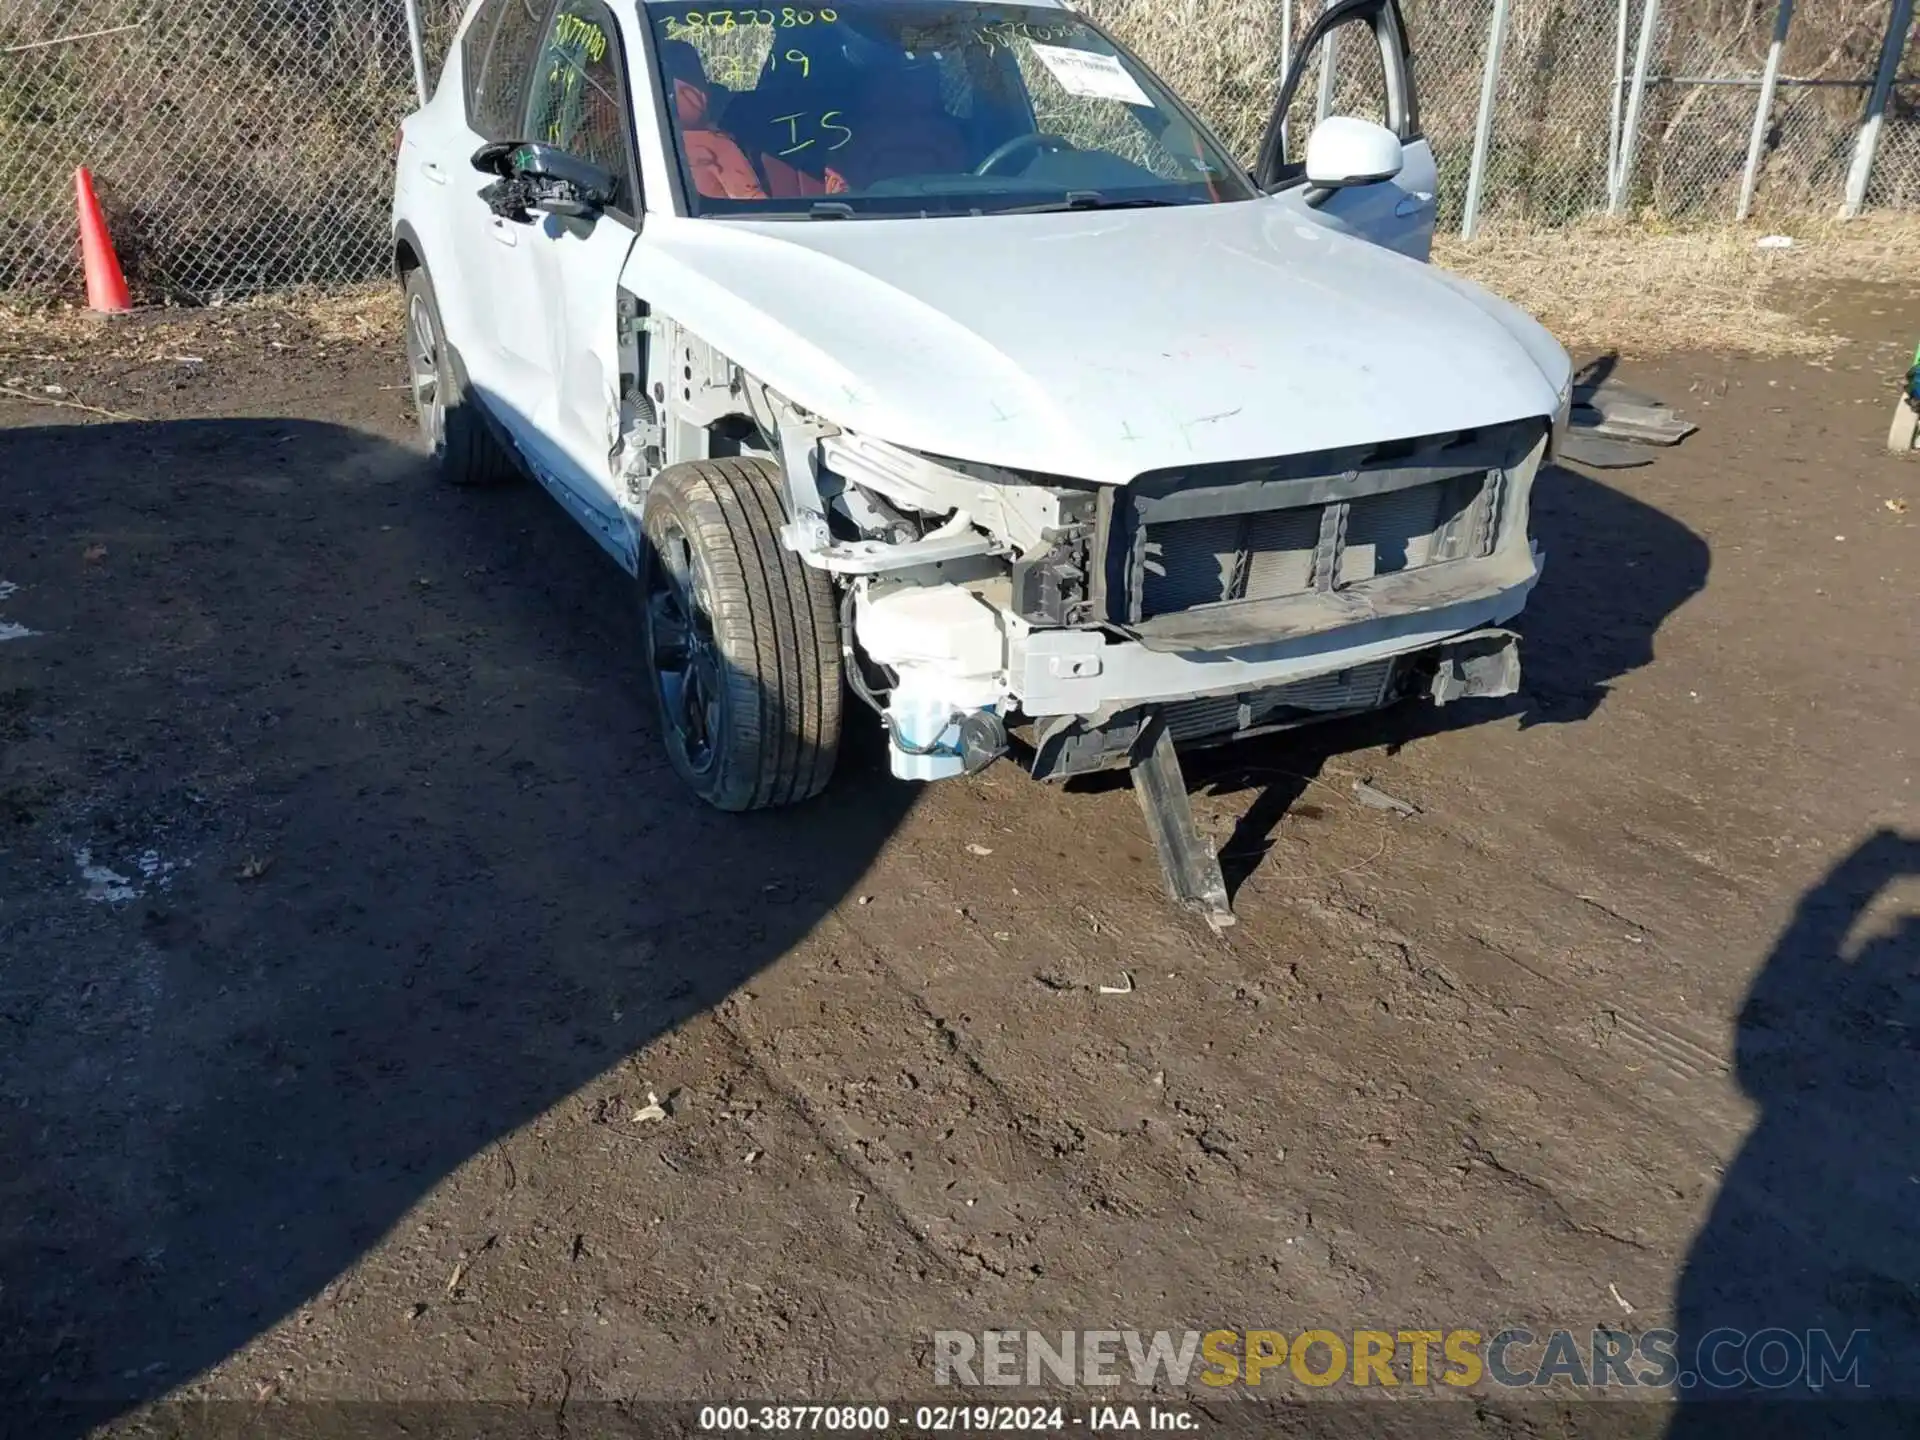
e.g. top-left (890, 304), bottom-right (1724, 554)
top-left (644, 456), bottom-right (841, 810)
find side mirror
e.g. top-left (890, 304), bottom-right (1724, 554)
top-left (470, 140), bottom-right (520, 178)
top-left (1302, 116), bottom-right (1403, 200)
top-left (471, 141), bottom-right (618, 222)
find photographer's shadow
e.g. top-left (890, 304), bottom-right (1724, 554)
top-left (1670, 830), bottom-right (1920, 1436)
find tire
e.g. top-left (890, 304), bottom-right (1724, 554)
top-left (403, 265), bottom-right (517, 487)
top-left (640, 457), bottom-right (843, 810)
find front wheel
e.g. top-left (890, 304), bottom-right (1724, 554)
top-left (403, 265), bottom-right (516, 486)
top-left (640, 458), bottom-right (842, 810)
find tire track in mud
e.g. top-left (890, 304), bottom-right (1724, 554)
top-left (833, 786), bottom-right (1472, 1314)
top-left (706, 892), bottom-right (1160, 1299)
top-left (889, 755), bottom-right (1743, 1322)
top-left (702, 993), bottom-right (968, 1281)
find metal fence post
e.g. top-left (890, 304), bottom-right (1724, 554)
top-left (1607, 0), bottom-right (1630, 192)
top-left (1736, 0), bottom-right (1794, 221)
top-left (1840, 0), bottom-right (1914, 217)
top-left (1609, 0), bottom-right (1662, 214)
top-left (402, 0), bottom-right (430, 107)
top-left (1278, 0), bottom-right (1296, 159)
top-left (1316, 24), bottom-right (1338, 123)
top-left (1460, 0), bottom-right (1514, 240)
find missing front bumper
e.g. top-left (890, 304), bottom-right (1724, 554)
top-left (1028, 628), bottom-right (1522, 783)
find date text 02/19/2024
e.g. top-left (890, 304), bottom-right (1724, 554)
top-left (696, 1404), bottom-right (1201, 1431)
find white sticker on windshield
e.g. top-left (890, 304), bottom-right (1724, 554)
top-left (1029, 43), bottom-right (1152, 107)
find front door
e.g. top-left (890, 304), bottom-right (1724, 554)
top-left (451, 0), bottom-right (558, 406)
top-left (1254, 0), bottom-right (1437, 260)
top-left (515, 0), bottom-right (646, 565)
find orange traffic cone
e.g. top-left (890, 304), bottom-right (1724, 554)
top-left (74, 166), bottom-right (131, 313)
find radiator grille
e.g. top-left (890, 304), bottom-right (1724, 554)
top-left (1162, 660), bottom-right (1395, 742)
top-left (1140, 513), bottom-right (1244, 617)
top-left (1343, 474), bottom-right (1481, 581)
top-left (1117, 419), bottom-right (1543, 625)
top-left (1136, 474), bottom-right (1492, 620)
top-left (1242, 507), bottom-right (1323, 597)
top-left (1163, 693), bottom-right (1244, 742)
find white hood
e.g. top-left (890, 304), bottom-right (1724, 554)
top-left (628, 197), bottom-right (1564, 486)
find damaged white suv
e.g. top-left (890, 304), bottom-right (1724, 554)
top-left (392, 0), bottom-right (1572, 926)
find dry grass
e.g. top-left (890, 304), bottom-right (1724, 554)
top-left (276, 283), bottom-right (404, 344)
top-left (0, 283), bottom-right (401, 366)
top-left (1436, 213), bottom-right (1920, 357)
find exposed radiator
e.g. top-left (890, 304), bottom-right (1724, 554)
top-left (1137, 472), bottom-right (1493, 619)
top-left (1162, 660), bottom-right (1396, 742)
top-left (1113, 420), bottom-right (1539, 626)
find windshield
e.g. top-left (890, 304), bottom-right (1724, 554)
top-left (642, 1), bottom-right (1254, 217)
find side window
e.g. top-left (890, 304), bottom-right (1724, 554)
top-left (1255, 0), bottom-right (1411, 188)
top-left (524, 0), bottom-right (639, 203)
top-left (470, 0), bottom-right (552, 141)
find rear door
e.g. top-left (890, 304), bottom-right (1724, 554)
top-left (1253, 0), bottom-right (1437, 260)
top-left (515, 0), bottom-right (646, 563)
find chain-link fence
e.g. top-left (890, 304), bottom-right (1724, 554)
top-left (1, 0), bottom-right (1914, 303)
top-left (0, 0), bottom-right (423, 300)
top-left (1615, 0), bottom-right (1917, 219)
top-left (1474, 0), bottom-right (1624, 225)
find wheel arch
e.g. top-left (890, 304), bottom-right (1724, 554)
top-left (393, 229), bottom-right (482, 432)
top-left (393, 221), bottom-right (426, 282)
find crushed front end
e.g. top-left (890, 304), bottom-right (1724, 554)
top-left (1007, 417), bottom-right (1548, 784)
top-left (777, 402), bottom-right (1554, 929)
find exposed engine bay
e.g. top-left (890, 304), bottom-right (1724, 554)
top-left (623, 319), bottom-right (1549, 929)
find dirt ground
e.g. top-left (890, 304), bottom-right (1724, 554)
top-left (1, 281), bottom-right (1916, 1438)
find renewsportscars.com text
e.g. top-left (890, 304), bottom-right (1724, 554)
top-left (933, 1327), bottom-right (1870, 1392)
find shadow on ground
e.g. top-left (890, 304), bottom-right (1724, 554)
top-left (0, 420), bottom-right (914, 1432)
top-left (1187, 459), bottom-right (1713, 896)
top-left (1666, 829), bottom-right (1920, 1437)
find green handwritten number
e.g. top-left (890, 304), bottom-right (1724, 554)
top-left (545, 59), bottom-right (567, 142)
top-left (784, 48), bottom-right (810, 77)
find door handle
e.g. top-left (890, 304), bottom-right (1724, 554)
top-left (421, 161), bottom-right (447, 185)
top-left (1394, 192), bottom-right (1433, 218)
top-left (489, 218), bottom-right (518, 248)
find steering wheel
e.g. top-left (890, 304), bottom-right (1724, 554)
top-left (974, 132), bottom-right (1073, 177)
